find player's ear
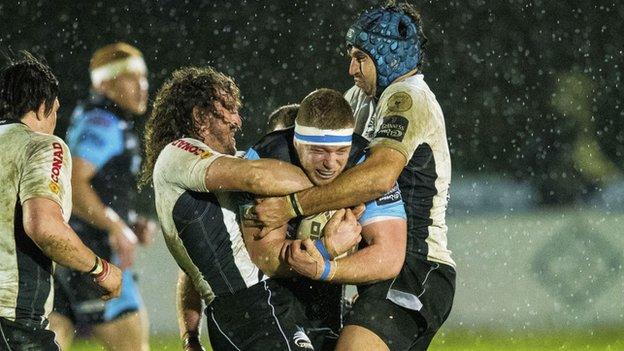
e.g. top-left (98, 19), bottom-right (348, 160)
top-left (192, 106), bottom-right (211, 135)
top-left (35, 101), bottom-right (47, 121)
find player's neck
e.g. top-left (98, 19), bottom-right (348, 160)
top-left (20, 112), bottom-right (54, 134)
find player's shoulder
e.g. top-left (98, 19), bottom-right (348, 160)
top-left (22, 132), bottom-right (70, 169)
top-left (27, 131), bottom-right (68, 151)
top-left (160, 137), bottom-right (214, 160)
top-left (251, 127), bottom-right (294, 159)
top-left (70, 103), bottom-right (121, 132)
top-left (380, 75), bottom-right (429, 109)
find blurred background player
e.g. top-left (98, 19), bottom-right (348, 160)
top-left (49, 43), bottom-right (155, 351)
top-left (0, 52), bottom-right (122, 350)
top-left (265, 103), bottom-right (299, 133)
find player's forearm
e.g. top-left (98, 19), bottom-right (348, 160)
top-left (253, 239), bottom-right (297, 278)
top-left (176, 271), bottom-right (203, 337)
top-left (297, 149), bottom-right (400, 215)
top-left (243, 225), bottom-right (296, 277)
top-left (246, 159), bottom-right (313, 196)
top-left (24, 213), bottom-right (97, 272)
top-left (72, 180), bottom-right (123, 231)
top-left (331, 243), bottom-right (404, 284)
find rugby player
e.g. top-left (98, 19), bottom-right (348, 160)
top-left (243, 88), bottom-right (407, 350)
top-left (49, 43), bottom-right (154, 351)
top-left (142, 66), bottom-right (361, 350)
top-left (0, 52), bottom-right (122, 350)
top-left (251, 2), bottom-right (456, 350)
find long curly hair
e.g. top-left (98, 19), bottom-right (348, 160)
top-left (138, 66), bottom-right (240, 190)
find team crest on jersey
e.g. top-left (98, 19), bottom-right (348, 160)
top-left (387, 91), bottom-right (412, 112)
top-left (376, 115), bottom-right (409, 142)
top-left (49, 181), bottom-right (60, 194)
top-left (292, 327), bottom-right (314, 349)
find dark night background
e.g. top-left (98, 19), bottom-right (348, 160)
top-left (1, 1), bottom-right (623, 205)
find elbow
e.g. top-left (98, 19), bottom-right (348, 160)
top-left (370, 175), bottom-right (397, 198)
top-left (380, 252), bottom-right (405, 281)
top-left (388, 259), bottom-right (404, 279)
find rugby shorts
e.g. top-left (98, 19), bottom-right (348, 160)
top-left (344, 256), bottom-right (456, 350)
top-left (0, 317), bottom-right (59, 351)
top-left (206, 279), bottom-right (315, 350)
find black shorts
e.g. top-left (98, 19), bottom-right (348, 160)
top-left (345, 256), bottom-right (456, 351)
top-left (0, 317), bottom-right (59, 351)
top-left (53, 266), bottom-right (142, 326)
top-left (276, 277), bottom-right (342, 351)
top-left (206, 279), bottom-right (315, 350)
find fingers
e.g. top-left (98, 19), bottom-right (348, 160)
top-left (352, 204), bottom-right (366, 219)
top-left (344, 208), bottom-right (356, 223)
top-left (326, 208), bottom-right (347, 228)
top-left (280, 241), bottom-right (291, 260)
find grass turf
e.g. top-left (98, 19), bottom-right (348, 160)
top-left (70, 329), bottom-right (624, 350)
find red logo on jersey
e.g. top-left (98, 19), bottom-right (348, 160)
top-left (49, 142), bottom-right (64, 194)
top-left (171, 139), bottom-right (210, 157)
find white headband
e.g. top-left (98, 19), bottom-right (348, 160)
top-left (293, 121), bottom-right (354, 146)
top-left (90, 56), bottom-right (147, 86)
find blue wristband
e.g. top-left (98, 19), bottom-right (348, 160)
top-left (315, 240), bottom-right (331, 261)
top-left (319, 260), bottom-right (332, 281)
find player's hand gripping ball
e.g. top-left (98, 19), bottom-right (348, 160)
top-left (296, 208), bottom-right (362, 259)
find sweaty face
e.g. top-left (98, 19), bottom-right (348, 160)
top-left (202, 101), bottom-right (242, 156)
top-left (295, 142), bottom-right (351, 186)
top-left (348, 47), bottom-right (377, 97)
top-left (104, 71), bottom-right (149, 115)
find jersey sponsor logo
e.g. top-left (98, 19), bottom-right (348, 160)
top-left (387, 91), bottom-right (413, 112)
top-left (376, 115), bottom-right (409, 142)
top-left (376, 184), bottom-right (402, 206)
top-left (171, 139), bottom-right (209, 157)
top-left (49, 142), bottom-right (64, 194)
top-left (293, 327), bottom-right (314, 350)
top-left (200, 150), bottom-right (213, 159)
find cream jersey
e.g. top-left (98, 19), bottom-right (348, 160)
top-left (345, 74), bottom-right (455, 267)
top-left (153, 138), bottom-right (266, 304)
top-left (0, 119), bottom-right (72, 328)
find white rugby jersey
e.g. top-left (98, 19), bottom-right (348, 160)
top-left (345, 74), bottom-right (455, 268)
top-left (0, 120), bottom-right (73, 328)
top-left (153, 138), bottom-right (266, 303)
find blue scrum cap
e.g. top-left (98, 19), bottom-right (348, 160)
top-left (346, 6), bottom-right (423, 95)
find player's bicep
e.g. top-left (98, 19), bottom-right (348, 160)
top-left (361, 218), bottom-right (407, 249)
top-left (71, 157), bottom-right (97, 184)
top-left (204, 156), bottom-right (256, 192)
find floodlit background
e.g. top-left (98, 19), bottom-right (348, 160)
top-left (2, 1), bottom-right (623, 350)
